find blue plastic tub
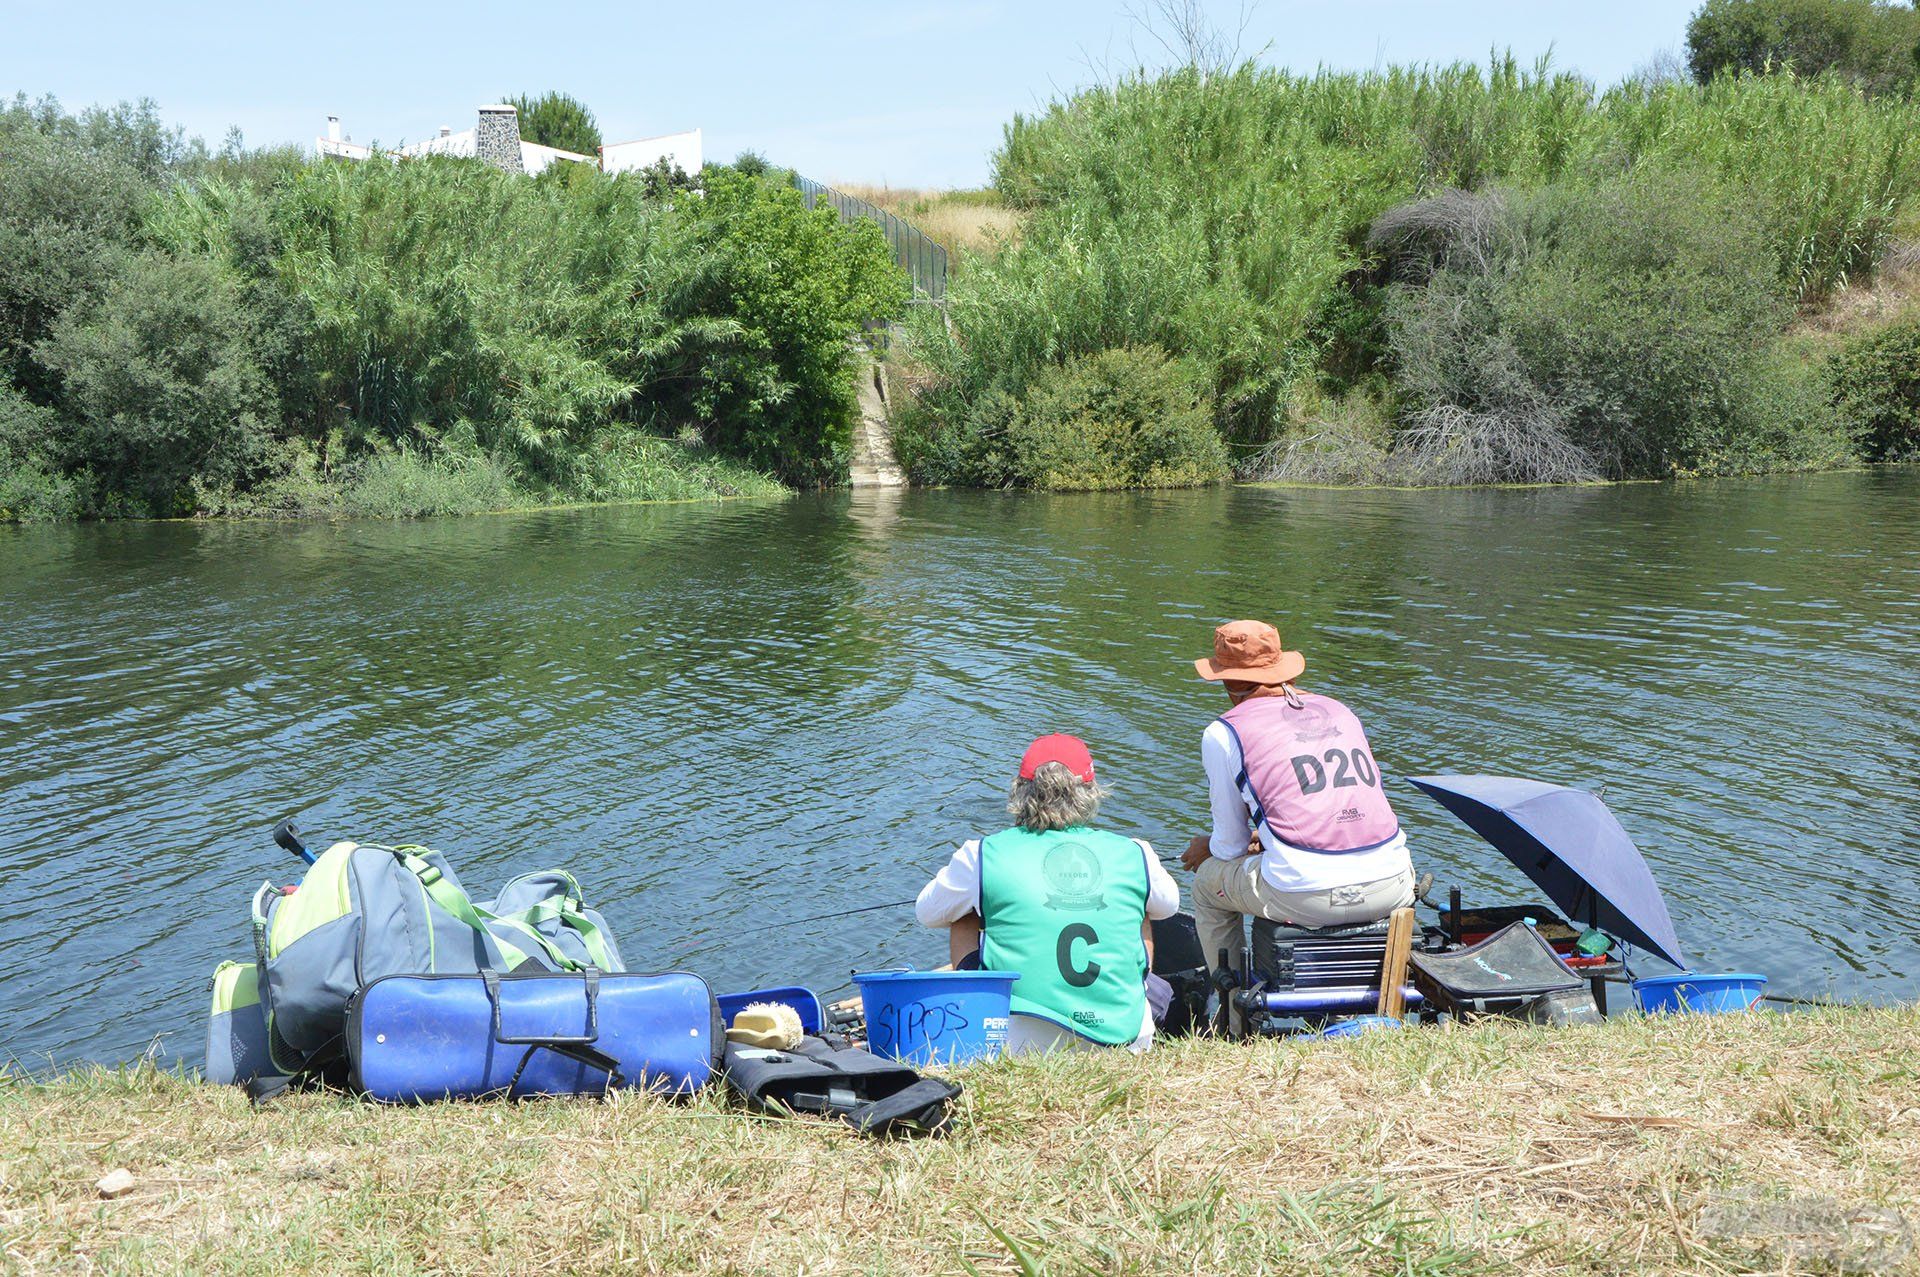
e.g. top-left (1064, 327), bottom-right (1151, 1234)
top-left (1632, 972), bottom-right (1768, 1014)
top-left (716, 986), bottom-right (824, 1036)
top-left (853, 969), bottom-right (1019, 1065)
top-left (1319, 1014), bottom-right (1404, 1039)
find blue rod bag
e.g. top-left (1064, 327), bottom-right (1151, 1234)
top-left (347, 970), bottom-right (721, 1103)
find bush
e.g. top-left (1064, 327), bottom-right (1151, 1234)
top-left (1008, 346), bottom-right (1228, 490)
top-left (37, 251), bottom-right (282, 514)
top-left (1381, 173), bottom-right (1802, 479)
top-left (0, 384), bottom-right (84, 519)
top-left (0, 97), bottom-right (167, 404)
top-left (1829, 317), bottom-right (1920, 459)
top-left (654, 169), bottom-right (908, 485)
top-left (900, 346), bottom-right (1226, 490)
top-left (1686, 0), bottom-right (1920, 95)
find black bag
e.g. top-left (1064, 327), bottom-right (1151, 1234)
top-left (723, 1034), bottom-right (961, 1137)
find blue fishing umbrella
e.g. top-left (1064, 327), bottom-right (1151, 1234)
top-left (1408, 774), bottom-right (1688, 969)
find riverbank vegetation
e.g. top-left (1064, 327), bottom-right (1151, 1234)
top-left (0, 95), bottom-right (902, 522)
top-left (3, 1006), bottom-right (1914, 1273)
top-left (892, 5), bottom-right (1920, 490)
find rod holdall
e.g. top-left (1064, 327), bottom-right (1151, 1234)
top-left (348, 970), bottom-right (720, 1102)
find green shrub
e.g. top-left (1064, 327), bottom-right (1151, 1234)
top-left (0, 385), bottom-right (84, 520)
top-left (1381, 172), bottom-right (1806, 479)
top-left (901, 346), bottom-right (1225, 490)
top-left (1686, 0), bottom-right (1920, 95)
top-left (907, 57), bottom-right (1920, 480)
top-left (656, 169), bottom-right (908, 485)
top-left (37, 251), bottom-right (282, 515)
top-left (1006, 346), bottom-right (1227, 490)
top-left (0, 97), bottom-right (164, 404)
top-left (1829, 317), bottom-right (1920, 459)
top-left (330, 449), bottom-right (518, 518)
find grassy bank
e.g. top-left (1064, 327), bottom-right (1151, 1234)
top-left (892, 53), bottom-right (1920, 493)
top-left (0, 97), bottom-right (904, 523)
top-left (5, 1007), bottom-right (1916, 1274)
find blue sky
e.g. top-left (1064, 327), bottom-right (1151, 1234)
top-left (7, 1), bottom-right (1700, 188)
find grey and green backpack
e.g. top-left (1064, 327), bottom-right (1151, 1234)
top-left (206, 840), bottom-right (625, 1087)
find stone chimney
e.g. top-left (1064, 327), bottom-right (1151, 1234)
top-left (438, 125), bottom-right (452, 138)
top-left (326, 115), bottom-right (342, 143)
top-left (474, 105), bottom-right (523, 174)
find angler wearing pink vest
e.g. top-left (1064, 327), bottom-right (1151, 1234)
top-left (1178, 620), bottom-right (1416, 977)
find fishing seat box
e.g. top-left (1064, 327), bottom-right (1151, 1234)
top-left (346, 969), bottom-right (722, 1102)
top-left (1409, 922), bottom-right (1601, 1026)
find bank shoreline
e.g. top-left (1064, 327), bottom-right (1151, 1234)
top-left (4, 1005), bottom-right (1914, 1274)
top-left (8, 461), bottom-right (1913, 528)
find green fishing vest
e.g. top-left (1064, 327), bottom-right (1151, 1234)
top-left (978, 825), bottom-right (1150, 1047)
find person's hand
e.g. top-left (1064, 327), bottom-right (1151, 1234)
top-left (1247, 831), bottom-right (1262, 857)
top-left (1181, 834), bottom-right (1213, 872)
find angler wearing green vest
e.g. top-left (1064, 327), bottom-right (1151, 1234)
top-left (916, 735), bottom-right (1181, 1054)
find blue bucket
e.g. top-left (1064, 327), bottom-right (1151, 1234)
top-left (853, 969), bottom-right (1019, 1065)
top-left (1319, 1014), bottom-right (1404, 1039)
top-left (1632, 972), bottom-right (1768, 1014)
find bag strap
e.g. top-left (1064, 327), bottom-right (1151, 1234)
top-left (495, 897), bottom-right (619, 971)
top-left (392, 848), bottom-right (579, 971)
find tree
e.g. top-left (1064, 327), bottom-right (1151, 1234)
top-left (1685, 0), bottom-right (1920, 95)
top-left (507, 91), bottom-right (602, 157)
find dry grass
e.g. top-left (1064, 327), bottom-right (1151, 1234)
top-left (1793, 249), bottom-right (1920, 343)
top-left (837, 185), bottom-right (1024, 258)
top-left (3, 1007), bottom-right (1917, 1274)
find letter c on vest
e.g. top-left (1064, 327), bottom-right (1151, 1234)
top-left (1056, 923), bottom-right (1102, 988)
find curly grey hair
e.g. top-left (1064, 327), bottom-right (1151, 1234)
top-left (1007, 761), bottom-right (1105, 832)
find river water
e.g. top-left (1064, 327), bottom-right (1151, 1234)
top-left (2, 472), bottom-right (1916, 1066)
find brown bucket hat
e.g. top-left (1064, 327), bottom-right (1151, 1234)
top-left (1194, 620), bottom-right (1305, 685)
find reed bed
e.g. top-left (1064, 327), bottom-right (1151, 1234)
top-left (4, 1006), bottom-right (1915, 1274)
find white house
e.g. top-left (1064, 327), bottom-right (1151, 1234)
top-left (317, 107), bottom-right (699, 178)
top-left (600, 129), bottom-right (703, 177)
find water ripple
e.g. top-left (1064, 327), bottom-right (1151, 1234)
top-left (2, 472), bottom-right (1917, 1064)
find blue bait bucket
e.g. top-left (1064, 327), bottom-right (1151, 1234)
top-left (853, 969), bottom-right (1018, 1065)
top-left (1319, 1014), bottom-right (1404, 1039)
top-left (1632, 972), bottom-right (1768, 1014)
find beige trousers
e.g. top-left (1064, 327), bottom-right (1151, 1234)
top-left (1192, 856), bottom-right (1416, 974)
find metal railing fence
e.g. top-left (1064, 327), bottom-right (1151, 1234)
top-left (793, 175), bottom-right (948, 304)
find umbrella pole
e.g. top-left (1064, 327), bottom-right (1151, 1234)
top-left (1577, 892), bottom-right (1612, 1016)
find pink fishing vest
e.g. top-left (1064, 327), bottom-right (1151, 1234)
top-left (1219, 691), bottom-right (1401, 853)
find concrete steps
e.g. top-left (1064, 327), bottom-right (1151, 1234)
top-left (849, 357), bottom-right (907, 489)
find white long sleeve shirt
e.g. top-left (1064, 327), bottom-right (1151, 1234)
top-left (1203, 719), bottom-right (1413, 893)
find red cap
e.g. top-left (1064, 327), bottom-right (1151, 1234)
top-left (1018, 734), bottom-right (1096, 783)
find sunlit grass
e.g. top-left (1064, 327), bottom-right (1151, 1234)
top-left (4, 1005), bottom-right (1916, 1272)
